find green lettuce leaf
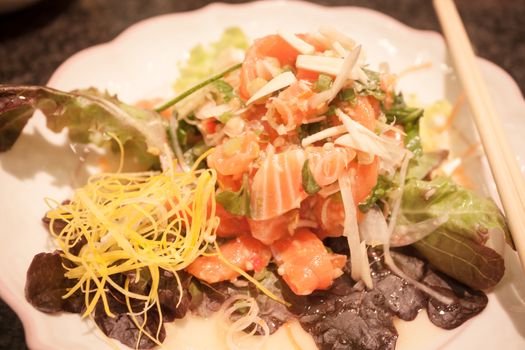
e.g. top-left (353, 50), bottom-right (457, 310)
top-left (174, 27), bottom-right (248, 92)
top-left (401, 177), bottom-right (510, 244)
top-left (406, 150), bottom-right (449, 180)
top-left (400, 176), bottom-right (511, 289)
top-left (0, 85), bottom-right (172, 169)
top-left (414, 228), bottom-right (505, 290)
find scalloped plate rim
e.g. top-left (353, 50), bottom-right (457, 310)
top-left (1, 1), bottom-right (524, 349)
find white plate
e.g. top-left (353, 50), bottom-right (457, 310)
top-left (1, 1), bottom-right (525, 349)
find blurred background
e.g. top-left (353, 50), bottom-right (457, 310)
top-left (0, 0), bottom-right (524, 349)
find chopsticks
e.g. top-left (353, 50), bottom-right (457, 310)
top-left (433, 0), bottom-right (525, 273)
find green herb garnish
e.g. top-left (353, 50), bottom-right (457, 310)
top-left (358, 175), bottom-right (394, 212)
top-left (314, 74), bottom-right (333, 92)
top-left (301, 159), bottom-right (321, 195)
top-left (216, 174), bottom-right (251, 216)
top-left (213, 79), bottom-right (235, 102)
top-left (339, 88), bottom-right (356, 103)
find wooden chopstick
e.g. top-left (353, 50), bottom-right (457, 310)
top-left (433, 0), bottom-right (525, 273)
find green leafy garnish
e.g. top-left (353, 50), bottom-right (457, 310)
top-left (339, 88), bottom-right (356, 103)
top-left (213, 79), bottom-right (235, 102)
top-left (354, 68), bottom-right (385, 100)
top-left (301, 159), bottom-right (321, 195)
top-left (385, 95), bottom-right (424, 126)
top-left (173, 27), bottom-right (249, 92)
top-left (414, 228), bottom-right (505, 290)
top-left (216, 174), bottom-right (251, 216)
top-left (399, 176), bottom-right (512, 289)
top-left (401, 177), bottom-right (511, 244)
top-left (358, 175), bottom-right (394, 212)
top-left (313, 74), bottom-right (333, 92)
top-left (385, 93), bottom-right (424, 156)
top-left (0, 85), bottom-right (171, 169)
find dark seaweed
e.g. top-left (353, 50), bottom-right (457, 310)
top-left (189, 280), bottom-right (237, 316)
top-left (25, 249), bottom-right (190, 348)
top-left (26, 237), bottom-right (490, 350)
top-left (25, 251), bottom-right (83, 314)
top-left (285, 250), bottom-right (488, 350)
top-left (297, 274), bottom-right (398, 350)
top-left (157, 270), bottom-right (192, 322)
top-left (187, 248), bottom-right (490, 349)
top-left (94, 296), bottom-right (165, 349)
top-left (423, 269), bottom-right (488, 329)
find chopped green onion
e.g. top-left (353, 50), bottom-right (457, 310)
top-left (314, 74), bottom-right (333, 92)
top-left (339, 88), bottom-right (356, 103)
top-left (302, 159), bottom-right (321, 195)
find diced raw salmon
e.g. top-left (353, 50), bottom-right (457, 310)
top-left (186, 235), bottom-right (271, 283)
top-left (215, 202), bottom-right (251, 238)
top-left (313, 193), bottom-right (346, 238)
top-left (271, 228), bottom-right (346, 295)
top-left (267, 80), bottom-right (321, 131)
top-left (207, 132), bottom-right (259, 177)
top-left (247, 209), bottom-right (299, 245)
top-left (350, 157), bottom-right (379, 206)
top-left (250, 148), bottom-right (308, 220)
top-left (307, 144), bottom-right (356, 187)
top-left (343, 96), bottom-right (377, 131)
top-left (239, 35), bottom-right (300, 100)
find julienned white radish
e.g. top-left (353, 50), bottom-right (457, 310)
top-left (196, 103), bottom-right (231, 120)
top-left (307, 46), bottom-right (361, 108)
top-left (278, 30), bottom-right (315, 54)
top-left (246, 71), bottom-right (297, 105)
top-left (339, 172), bottom-right (373, 289)
top-left (296, 55), bottom-right (345, 76)
top-left (335, 108), bottom-right (404, 164)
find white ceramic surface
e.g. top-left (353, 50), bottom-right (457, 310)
top-left (1, 1), bottom-right (525, 349)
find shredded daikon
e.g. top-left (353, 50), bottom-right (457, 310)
top-left (246, 71), bottom-right (297, 105)
top-left (278, 30), bottom-right (315, 54)
top-left (301, 125), bottom-right (347, 147)
top-left (335, 108), bottom-right (405, 165)
top-left (307, 46), bottom-right (361, 108)
top-left (219, 295), bottom-right (270, 350)
top-left (382, 153), bottom-right (454, 304)
top-left (338, 172), bottom-right (373, 289)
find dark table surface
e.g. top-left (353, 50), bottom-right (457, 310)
top-left (1, 0), bottom-right (524, 349)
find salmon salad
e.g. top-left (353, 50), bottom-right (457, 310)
top-left (0, 27), bottom-right (513, 350)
